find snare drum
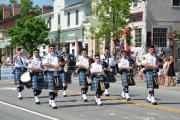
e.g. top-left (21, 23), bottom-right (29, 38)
top-left (20, 71), bottom-right (32, 88)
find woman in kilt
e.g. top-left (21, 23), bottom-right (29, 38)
top-left (28, 49), bottom-right (44, 104)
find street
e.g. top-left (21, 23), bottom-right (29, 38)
top-left (0, 79), bottom-right (179, 120)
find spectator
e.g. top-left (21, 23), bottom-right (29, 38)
top-left (167, 56), bottom-right (176, 86)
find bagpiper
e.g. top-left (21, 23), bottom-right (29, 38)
top-left (100, 47), bottom-right (116, 96)
top-left (118, 51), bottom-right (135, 101)
top-left (42, 44), bottom-right (63, 109)
top-left (28, 49), bottom-right (44, 104)
top-left (76, 48), bottom-right (90, 102)
top-left (90, 54), bottom-right (105, 106)
top-left (143, 45), bottom-right (159, 105)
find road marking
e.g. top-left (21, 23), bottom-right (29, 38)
top-left (0, 101), bottom-right (60, 120)
top-left (0, 87), bottom-right (16, 90)
top-left (66, 90), bottom-right (180, 114)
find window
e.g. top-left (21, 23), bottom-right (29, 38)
top-left (67, 12), bottom-right (70, 26)
top-left (76, 10), bottom-right (79, 25)
top-left (135, 28), bottom-right (142, 47)
top-left (178, 48), bottom-right (180, 59)
top-left (43, 45), bottom-right (46, 49)
top-left (58, 14), bottom-right (60, 25)
top-left (153, 28), bottom-right (167, 47)
top-left (129, 12), bottom-right (143, 23)
top-left (132, 1), bottom-right (138, 8)
top-left (48, 17), bottom-right (51, 29)
top-left (172, 0), bottom-right (180, 6)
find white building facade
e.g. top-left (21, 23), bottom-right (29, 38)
top-left (39, 0), bottom-right (91, 56)
top-left (129, 0), bottom-right (180, 70)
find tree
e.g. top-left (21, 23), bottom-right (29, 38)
top-left (7, 0), bottom-right (49, 56)
top-left (86, 0), bottom-right (134, 50)
top-left (0, 4), bottom-right (3, 21)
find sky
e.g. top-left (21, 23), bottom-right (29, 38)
top-left (0, 0), bottom-right (53, 7)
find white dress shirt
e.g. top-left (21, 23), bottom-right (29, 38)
top-left (42, 53), bottom-right (58, 71)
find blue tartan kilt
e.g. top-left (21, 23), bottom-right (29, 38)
top-left (31, 72), bottom-right (44, 89)
top-left (64, 71), bottom-right (72, 84)
top-left (14, 67), bottom-right (25, 85)
top-left (145, 71), bottom-right (159, 89)
top-left (120, 71), bottom-right (135, 86)
top-left (105, 72), bottom-right (116, 83)
top-left (44, 71), bottom-right (63, 90)
top-left (78, 71), bottom-right (87, 86)
top-left (91, 78), bottom-right (100, 91)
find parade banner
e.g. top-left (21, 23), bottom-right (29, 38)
top-left (0, 66), bottom-right (15, 80)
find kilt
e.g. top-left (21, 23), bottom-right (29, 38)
top-left (105, 72), bottom-right (116, 83)
top-left (145, 70), bottom-right (159, 89)
top-left (91, 78), bottom-right (99, 91)
top-left (64, 71), bottom-right (72, 84)
top-left (120, 71), bottom-right (135, 86)
top-left (31, 72), bottom-right (44, 89)
top-left (78, 71), bottom-right (87, 86)
top-left (14, 67), bottom-right (25, 85)
top-left (44, 71), bottom-right (63, 90)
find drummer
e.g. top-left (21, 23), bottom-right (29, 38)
top-left (13, 47), bottom-right (28, 99)
top-left (90, 54), bottom-right (105, 106)
top-left (118, 51), bottom-right (134, 100)
top-left (28, 49), bottom-right (44, 104)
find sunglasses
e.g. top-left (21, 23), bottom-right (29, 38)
top-left (95, 58), bottom-right (100, 59)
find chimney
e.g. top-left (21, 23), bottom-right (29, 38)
top-left (42, 6), bottom-right (49, 14)
top-left (13, 4), bottom-right (21, 16)
top-left (3, 6), bottom-right (10, 19)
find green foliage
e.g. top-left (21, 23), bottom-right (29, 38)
top-left (0, 4), bottom-right (3, 21)
top-left (87, 0), bottom-right (134, 44)
top-left (8, 17), bottom-right (49, 55)
top-left (20, 0), bottom-right (32, 17)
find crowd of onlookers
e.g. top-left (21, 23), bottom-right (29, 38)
top-left (136, 47), bottom-right (176, 87)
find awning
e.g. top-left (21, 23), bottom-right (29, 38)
top-left (0, 41), bottom-right (10, 48)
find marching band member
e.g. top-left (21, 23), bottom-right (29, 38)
top-left (90, 54), bottom-right (105, 106)
top-left (58, 54), bottom-right (68, 97)
top-left (43, 44), bottom-right (63, 109)
top-left (143, 45), bottom-right (159, 105)
top-left (118, 51), bottom-right (134, 101)
top-left (13, 47), bottom-right (28, 99)
top-left (100, 47), bottom-right (116, 96)
top-left (28, 49), bottom-right (44, 104)
top-left (76, 48), bottom-right (90, 102)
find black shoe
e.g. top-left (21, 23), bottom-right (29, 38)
top-left (63, 95), bottom-right (67, 97)
top-left (35, 101), bottom-right (41, 104)
top-left (126, 98), bottom-right (131, 101)
top-left (83, 99), bottom-right (88, 102)
top-left (18, 97), bottom-right (23, 100)
top-left (105, 94), bottom-right (110, 97)
top-left (52, 106), bottom-right (58, 109)
top-left (151, 102), bottom-right (157, 105)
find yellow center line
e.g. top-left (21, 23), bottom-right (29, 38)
top-left (66, 89), bottom-right (180, 114)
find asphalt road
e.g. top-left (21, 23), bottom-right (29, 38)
top-left (0, 79), bottom-right (180, 120)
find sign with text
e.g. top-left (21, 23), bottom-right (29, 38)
top-left (0, 66), bottom-right (15, 80)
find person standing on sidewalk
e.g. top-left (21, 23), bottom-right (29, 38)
top-left (76, 48), bottom-right (90, 102)
top-left (167, 56), bottom-right (176, 86)
top-left (13, 48), bottom-right (28, 99)
top-left (143, 45), bottom-right (159, 105)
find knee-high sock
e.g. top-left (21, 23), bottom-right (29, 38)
top-left (123, 86), bottom-right (129, 93)
top-left (105, 83), bottom-right (110, 89)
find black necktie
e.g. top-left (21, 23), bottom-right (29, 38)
top-left (19, 57), bottom-right (24, 65)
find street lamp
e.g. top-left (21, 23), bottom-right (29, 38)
top-left (57, 25), bottom-right (61, 54)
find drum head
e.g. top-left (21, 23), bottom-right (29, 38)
top-left (20, 72), bottom-right (31, 83)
